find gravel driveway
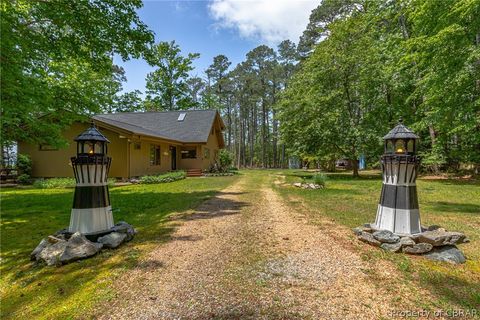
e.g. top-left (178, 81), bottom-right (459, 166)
top-left (94, 172), bottom-right (435, 319)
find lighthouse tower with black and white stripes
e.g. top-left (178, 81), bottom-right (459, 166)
top-left (374, 119), bottom-right (422, 235)
top-left (69, 123), bottom-right (114, 234)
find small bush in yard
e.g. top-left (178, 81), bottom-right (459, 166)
top-left (16, 154), bottom-right (33, 184)
top-left (218, 150), bottom-right (234, 171)
top-left (139, 171), bottom-right (186, 184)
top-left (208, 150), bottom-right (235, 174)
top-left (17, 174), bottom-right (32, 185)
top-left (34, 178), bottom-right (76, 188)
top-left (204, 172), bottom-right (235, 177)
top-left (17, 154), bottom-right (32, 175)
top-left (33, 177), bottom-right (116, 189)
top-left (313, 173), bottom-right (327, 187)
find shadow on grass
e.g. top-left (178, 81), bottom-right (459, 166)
top-left (418, 177), bottom-right (480, 186)
top-left (168, 235), bottom-right (204, 242)
top-left (0, 184), bottom-right (247, 319)
top-left (429, 201), bottom-right (480, 214)
top-left (1, 190), bottom-right (249, 269)
top-left (175, 192), bottom-right (249, 221)
top-left (418, 267), bottom-right (480, 310)
top-left (134, 259), bottom-right (165, 270)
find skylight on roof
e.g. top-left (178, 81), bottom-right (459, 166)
top-left (177, 113), bottom-right (186, 121)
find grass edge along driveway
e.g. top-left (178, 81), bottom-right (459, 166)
top-left (0, 176), bottom-right (238, 320)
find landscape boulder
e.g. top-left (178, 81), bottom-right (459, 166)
top-left (380, 242), bottom-right (402, 253)
top-left (362, 223), bottom-right (375, 233)
top-left (399, 237), bottom-right (416, 247)
top-left (59, 232), bottom-right (103, 264)
top-left (423, 245), bottom-right (466, 264)
top-left (353, 225), bottom-right (374, 236)
top-left (402, 243), bottom-right (433, 255)
top-left (37, 240), bottom-right (69, 266)
top-left (417, 230), bottom-right (469, 247)
top-left (373, 230), bottom-right (400, 244)
top-left (31, 239), bottom-right (50, 261)
top-left (357, 231), bottom-right (381, 247)
top-left (292, 182), bottom-right (323, 189)
top-left (54, 228), bottom-right (73, 240)
top-left (32, 232), bottom-right (103, 266)
top-left (98, 232), bottom-right (127, 249)
top-left (352, 227), bottom-right (363, 236)
top-left (112, 221), bottom-right (136, 241)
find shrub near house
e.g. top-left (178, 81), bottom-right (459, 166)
top-left (139, 171), bottom-right (186, 184)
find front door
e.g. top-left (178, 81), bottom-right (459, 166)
top-left (171, 146), bottom-right (177, 170)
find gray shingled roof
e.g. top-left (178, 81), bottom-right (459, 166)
top-left (93, 110), bottom-right (222, 143)
top-left (383, 120), bottom-right (419, 140)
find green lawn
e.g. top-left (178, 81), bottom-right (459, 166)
top-left (0, 176), bottom-right (238, 320)
top-left (274, 170), bottom-right (480, 312)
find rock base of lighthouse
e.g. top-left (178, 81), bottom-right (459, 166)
top-left (30, 221), bottom-right (136, 266)
top-left (353, 224), bottom-right (469, 264)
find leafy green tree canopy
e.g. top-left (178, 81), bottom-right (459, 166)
top-left (1, 0), bottom-right (154, 148)
top-left (145, 41), bottom-right (200, 111)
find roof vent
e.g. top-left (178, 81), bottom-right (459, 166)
top-left (177, 113), bottom-right (186, 121)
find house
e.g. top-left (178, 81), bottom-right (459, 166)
top-left (18, 110), bottom-right (225, 179)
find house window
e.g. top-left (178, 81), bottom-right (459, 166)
top-left (204, 148), bottom-right (210, 159)
top-left (181, 147), bottom-right (197, 159)
top-left (134, 142), bottom-right (141, 150)
top-left (150, 145), bottom-right (161, 165)
top-left (39, 144), bottom-right (58, 151)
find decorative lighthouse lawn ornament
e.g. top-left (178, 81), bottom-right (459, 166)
top-left (374, 119), bottom-right (421, 235)
top-left (69, 123), bottom-right (114, 234)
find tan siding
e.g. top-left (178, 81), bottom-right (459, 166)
top-left (105, 127), bottom-right (128, 179)
top-left (129, 140), bottom-right (174, 177)
top-left (201, 128), bottom-right (220, 170)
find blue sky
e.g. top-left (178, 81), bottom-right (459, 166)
top-left (115, 0), bottom-right (319, 93)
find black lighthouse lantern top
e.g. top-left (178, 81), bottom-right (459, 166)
top-left (383, 119), bottom-right (419, 155)
top-left (74, 122), bottom-right (110, 156)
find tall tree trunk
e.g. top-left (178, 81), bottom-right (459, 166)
top-left (429, 125), bottom-right (439, 173)
top-left (352, 158), bottom-right (359, 177)
top-left (237, 113), bottom-right (242, 168)
top-left (261, 99), bottom-right (266, 168)
top-left (227, 98), bottom-right (232, 150)
top-left (0, 140), bottom-right (4, 168)
top-left (476, 32), bottom-right (480, 91)
top-left (250, 106), bottom-right (255, 167)
top-left (242, 117), bottom-right (247, 167)
top-left (399, 14), bottom-right (410, 39)
top-left (272, 110), bottom-right (278, 168)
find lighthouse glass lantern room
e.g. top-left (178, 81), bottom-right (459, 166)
top-left (69, 123), bottom-right (114, 234)
top-left (374, 119), bottom-right (422, 235)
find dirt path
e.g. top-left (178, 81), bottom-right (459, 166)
top-left (95, 172), bottom-right (429, 319)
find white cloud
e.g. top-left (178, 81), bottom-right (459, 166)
top-left (208, 0), bottom-right (319, 45)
